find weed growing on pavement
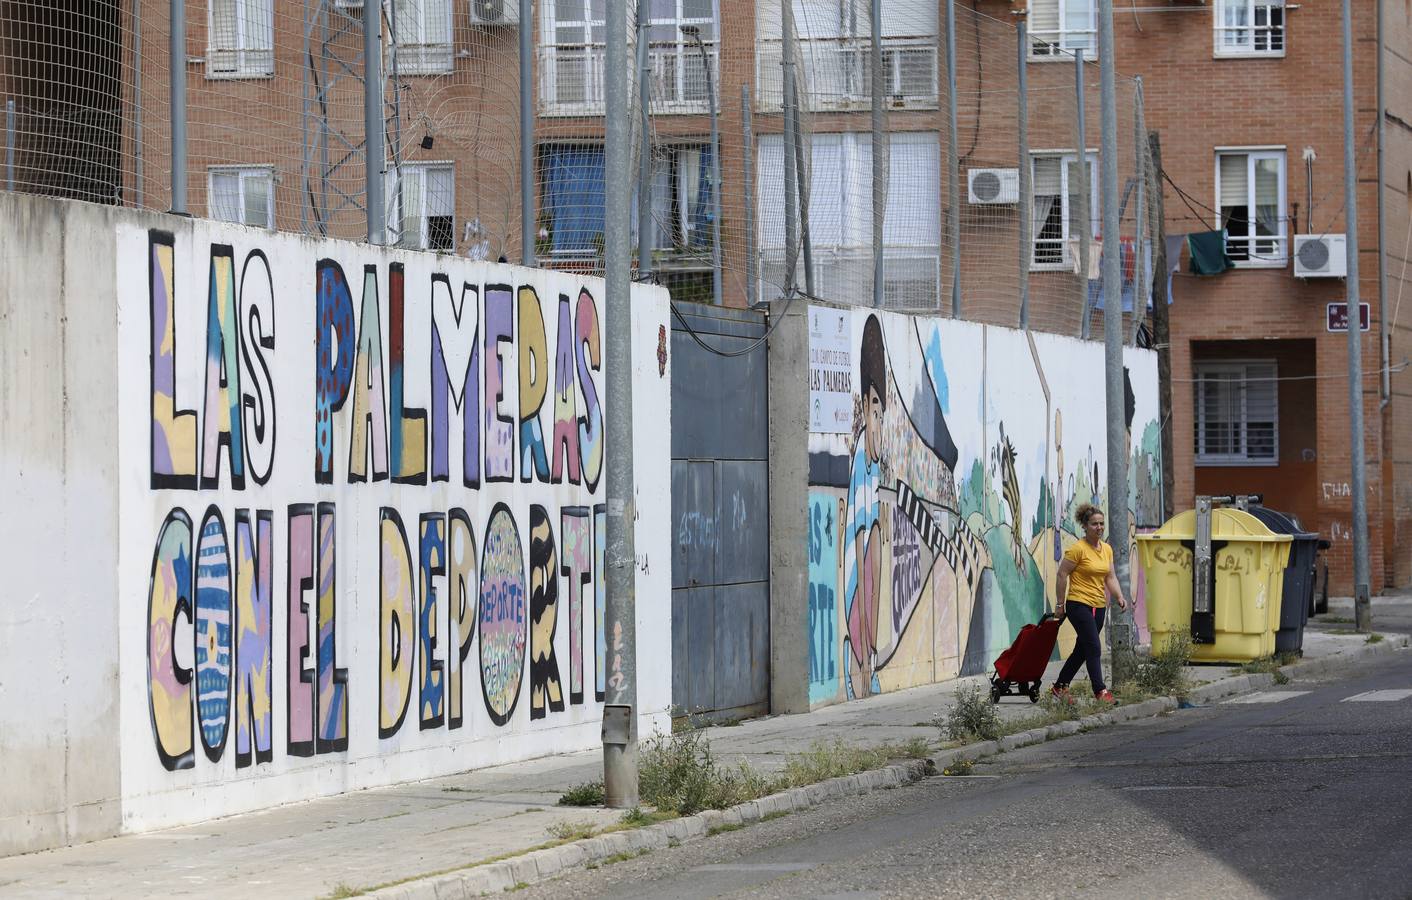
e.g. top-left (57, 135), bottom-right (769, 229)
top-left (609, 808), bottom-right (677, 831)
top-left (1130, 629), bottom-right (1194, 698)
top-left (319, 884), bottom-right (361, 899)
top-left (546, 820), bottom-right (598, 842)
top-left (707, 822), bottom-right (745, 836)
top-left (639, 729), bottom-right (775, 815)
top-left (941, 758), bottom-right (975, 776)
top-left (943, 684), bottom-right (1002, 743)
top-left (778, 739), bottom-right (930, 786)
top-left (557, 781), bottom-right (605, 807)
top-left (1367, 632), bottom-right (1385, 644)
top-left (601, 849), bottom-right (651, 866)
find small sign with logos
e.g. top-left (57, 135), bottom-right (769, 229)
top-left (1326, 302), bottom-right (1371, 333)
top-left (808, 307), bottom-right (853, 434)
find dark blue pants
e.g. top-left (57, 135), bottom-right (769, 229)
top-left (1057, 603), bottom-right (1107, 693)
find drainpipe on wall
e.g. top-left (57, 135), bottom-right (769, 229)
top-left (1377, 0), bottom-right (1390, 409)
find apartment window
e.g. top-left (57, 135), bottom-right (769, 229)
top-left (754, 0), bottom-right (936, 109)
top-left (756, 131), bottom-right (940, 309)
top-left (208, 166), bottom-right (274, 228)
top-left (207, 0), bottom-right (274, 78)
top-left (640, 145), bottom-right (715, 254)
top-left (1030, 152), bottom-right (1097, 270)
top-left (542, 0), bottom-right (716, 112)
top-left (391, 0), bottom-right (453, 75)
top-left (388, 163), bottom-right (454, 250)
top-left (1028, 0), bottom-right (1096, 59)
top-left (1194, 361), bottom-right (1278, 465)
top-left (1215, 0), bottom-right (1285, 57)
top-left (541, 144), bottom-right (716, 257)
top-left (1217, 149), bottom-right (1287, 264)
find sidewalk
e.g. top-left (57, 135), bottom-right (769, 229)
top-left (0, 628), bottom-right (1401, 900)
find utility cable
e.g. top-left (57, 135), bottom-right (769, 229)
top-left (665, 282), bottom-right (807, 358)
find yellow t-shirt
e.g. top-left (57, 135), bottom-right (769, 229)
top-left (1063, 539), bottom-right (1112, 608)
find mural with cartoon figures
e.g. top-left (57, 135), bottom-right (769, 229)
top-left (806, 307), bottom-right (1160, 706)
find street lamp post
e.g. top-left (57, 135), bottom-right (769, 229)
top-left (681, 25), bottom-right (722, 306)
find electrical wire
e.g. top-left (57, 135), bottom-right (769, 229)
top-left (667, 283), bottom-right (806, 358)
top-left (1171, 360), bottom-right (1410, 384)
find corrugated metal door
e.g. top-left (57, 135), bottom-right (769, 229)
top-left (670, 302), bottom-right (770, 722)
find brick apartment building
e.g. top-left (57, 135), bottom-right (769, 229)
top-left (3, 0), bottom-right (1408, 593)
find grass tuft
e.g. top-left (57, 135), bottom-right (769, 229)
top-left (545, 820), bottom-right (598, 842)
top-left (1367, 632), bottom-right (1385, 644)
top-left (941, 758), bottom-right (975, 776)
top-left (942, 684), bottom-right (1002, 743)
top-left (319, 884), bottom-right (362, 900)
top-left (557, 781), bottom-right (605, 807)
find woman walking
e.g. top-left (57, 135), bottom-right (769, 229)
top-left (1052, 504), bottom-right (1128, 703)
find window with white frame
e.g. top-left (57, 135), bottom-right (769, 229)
top-left (1217, 149), bottom-right (1286, 264)
top-left (208, 166), bottom-right (274, 228)
top-left (1030, 152), bottom-right (1097, 270)
top-left (391, 0), bottom-right (453, 75)
top-left (756, 131), bottom-right (940, 309)
top-left (388, 163), bottom-right (454, 250)
top-left (1215, 0), bottom-right (1285, 56)
top-left (207, 0), bottom-right (274, 78)
top-left (1028, 0), bottom-right (1096, 59)
top-left (541, 0), bottom-right (716, 112)
top-left (1194, 360), bottom-right (1278, 464)
top-left (754, 0), bottom-right (936, 109)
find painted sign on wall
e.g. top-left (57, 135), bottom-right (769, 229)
top-left (117, 221), bottom-right (671, 830)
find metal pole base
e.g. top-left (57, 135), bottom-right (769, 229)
top-left (603, 742), bottom-right (639, 808)
top-left (1354, 582), bottom-right (1373, 633)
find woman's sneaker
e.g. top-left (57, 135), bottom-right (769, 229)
top-left (1050, 685), bottom-right (1074, 704)
top-left (1095, 689), bottom-right (1116, 704)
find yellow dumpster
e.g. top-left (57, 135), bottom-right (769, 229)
top-left (1136, 508), bottom-right (1291, 663)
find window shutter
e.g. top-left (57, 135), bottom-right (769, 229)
top-left (1243, 362), bottom-right (1277, 459)
top-left (210, 171), bottom-right (240, 222)
top-left (1030, 0), bottom-right (1060, 36)
top-left (1219, 154), bottom-right (1248, 207)
top-left (242, 172), bottom-right (272, 228)
top-left (1033, 156), bottom-right (1062, 196)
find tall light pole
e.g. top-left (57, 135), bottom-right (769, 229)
top-left (602, 0), bottom-right (639, 807)
top-left (682, 25), bottom-right (722, 306)
top-left (1341, 0), bottom-right (1372, 631)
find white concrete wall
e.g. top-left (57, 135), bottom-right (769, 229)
top-left (0, 194), bottom-right (673, 854)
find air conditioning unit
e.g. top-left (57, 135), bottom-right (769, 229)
top-left (471, 0), bottom-right (519, 25)
top-left (1294, 233), bottom-right (1347, 278)
top-left (967, 168), bottom-right (1019, 205)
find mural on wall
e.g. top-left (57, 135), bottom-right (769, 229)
top-left (806, 307), bottom-right (1161, 706)
top-left (118, 220), bottom-right (671, 826)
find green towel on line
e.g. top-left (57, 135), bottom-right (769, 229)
top-left (1187, 230), bottom-right (1234, 276)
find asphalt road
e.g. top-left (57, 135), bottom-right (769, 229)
top-left (520, 647), bottom-right (1412, 900)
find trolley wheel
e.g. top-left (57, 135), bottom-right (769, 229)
top-left (990, 682), bottom-right (1003, 704)
top-left (1028, 684), bottom-right (1041, 703)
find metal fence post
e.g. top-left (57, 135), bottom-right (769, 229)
top-left (602, 0), bottom-right (639, 809)
top-left (782, 2), bottom-right (799, 297)
top-left (744, 85), bottom-right (756, 307)
top-left (945, 0), bottom-right (960, 317)
top-left (365, 0), bottom-right (384, 244)
top-left (1098, 0), bottom-right (1133, 661)
top-left (870, 0), bottom-right (885, 309)
top-left (170, 0), bottom-right (187, 214)
top-left (1075, 49), bottom-right (1090, 338)
top-left (5, 99), bottom-right (14, 192)
top-left (1017, 22), bottom-right (1030, 329)
top-left (637, 0), bottom-right (653, 281)
top-left (522, 0), bottom-right (536, 264)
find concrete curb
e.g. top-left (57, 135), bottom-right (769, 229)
top-left (364, 633), bottom-right (1409, 899)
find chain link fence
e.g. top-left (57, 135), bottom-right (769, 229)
top-left (0, 0), bottom-right (1156, 339)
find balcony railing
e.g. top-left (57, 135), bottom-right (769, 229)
top-left (755, 36), bottom-right (937, 112)
top-left (538, 41), bottom-right (718, 116)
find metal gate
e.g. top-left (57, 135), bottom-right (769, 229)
top-left (670, 302), bottom-right (770, 723)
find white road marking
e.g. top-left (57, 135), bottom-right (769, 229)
top-left (1225, 691), bottom-right (1310, 704)
top-left (1341, 689), bottom-right (1412, 702)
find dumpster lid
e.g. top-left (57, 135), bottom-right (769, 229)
top-left (1135, 507), bottom-right (1292, 543)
